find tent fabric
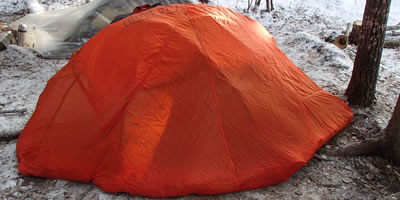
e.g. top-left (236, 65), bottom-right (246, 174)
top-left (17, 4), bottom-right (353, 197)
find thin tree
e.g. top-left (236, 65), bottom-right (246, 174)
top-left (266, 0), bottom-right (274, 12)
top-left (331, 93), bottom-right (400, 164)
top-left (249, 0), bottom-right (274, 12)
top-left (255, 0), bottom-right (261, 7)
top-left (345, 0), bottom-right (391, 107)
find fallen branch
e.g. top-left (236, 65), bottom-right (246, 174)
top-left (326, 137), bottom-right (385, 157)
top-left (0, 129), bottom-right (21, 142)
top-left (387, 25), bottom-right (400, 31)
top-left (0, 108), bottom-right (27, 115)
top-left (384, 35), bottom-right (400, 48)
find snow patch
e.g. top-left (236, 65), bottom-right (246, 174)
top-left (0, 45), bottom-right (64, 137)
top-left (0, 0), bottom-right (27, 15)
top-left (0, 142), bottom-right (19, 191)
top-left (284, 32), bottom-right (353, 69)
top-left (26, 0), bottom-right (44, 14)
top-left (275, 0), bottom-right (399, 26)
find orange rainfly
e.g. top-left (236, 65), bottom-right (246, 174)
top-left (17, 4), bottom-right (353, 197)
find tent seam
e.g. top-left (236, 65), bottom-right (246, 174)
top-left (68, 52), bottom-right (106, 128)
top-left (38, 76), bottom-right (75, 146)
top-left (184, 4), bottom-right (241, 190)
top-left (39, 76), bottom-right (76, 170)
top-left (114, 10), bottom-right (183, 187)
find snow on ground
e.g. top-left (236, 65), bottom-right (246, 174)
top-left (0, 0), bottom-right (87, 15)
top-left (213, 0), bottom-right (400, 26)
top-left (0, 45), bottom-right (66, 139)
top-left (0, 0), bottom-right (27, 15)
top-left (1, 0), bottom-right (400, 199)
top-left (0, 141), bottom-right (19, 191)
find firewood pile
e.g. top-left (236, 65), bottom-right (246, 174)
top-left (327, 20), bottom-right (400, 49)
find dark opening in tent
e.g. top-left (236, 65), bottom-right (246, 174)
top-left (17, 3), bottom-right (353, 197)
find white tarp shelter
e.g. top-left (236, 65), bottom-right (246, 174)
top-left (11, 0), bottom-right (195, 58)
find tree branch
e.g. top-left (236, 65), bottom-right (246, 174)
top-left (0, 108), bottom-right (27, 115)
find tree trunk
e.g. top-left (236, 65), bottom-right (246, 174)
top-left (383, 93), bottom-right (400, 164)
top-left (345, 0), bottom-right (391, 107)
top-left (265, 0), bottom-right (274, 12)
top-left (270, 0), bottom-right (274, 11)
top-left (252, 0), bottom-right (261, 11)
top-left (247, 0), bottom-right (252, 11)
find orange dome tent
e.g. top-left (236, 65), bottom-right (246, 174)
top-left (17, 4), bottom-right (353, 197)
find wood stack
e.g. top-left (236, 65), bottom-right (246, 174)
top-left (346, 20), bottom-right (400, 49)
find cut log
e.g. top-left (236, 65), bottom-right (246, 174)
top-left (349, 20), bottom-right (362, 45)
top-left (387, 25), bottom-right (400, 31)
top-left (325, 31), bottom-right (341, 43)
top-left (384, 35), bottom-right (400, 48)
top-left (334, 23), bottom-right (352, 49)
top-left (335, 35), bottom-right (348, 49)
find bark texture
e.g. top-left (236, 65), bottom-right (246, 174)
top-left (383, 94), bottom-right (400, 164)
top-left (345, 0), bottom-right (391, 107)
